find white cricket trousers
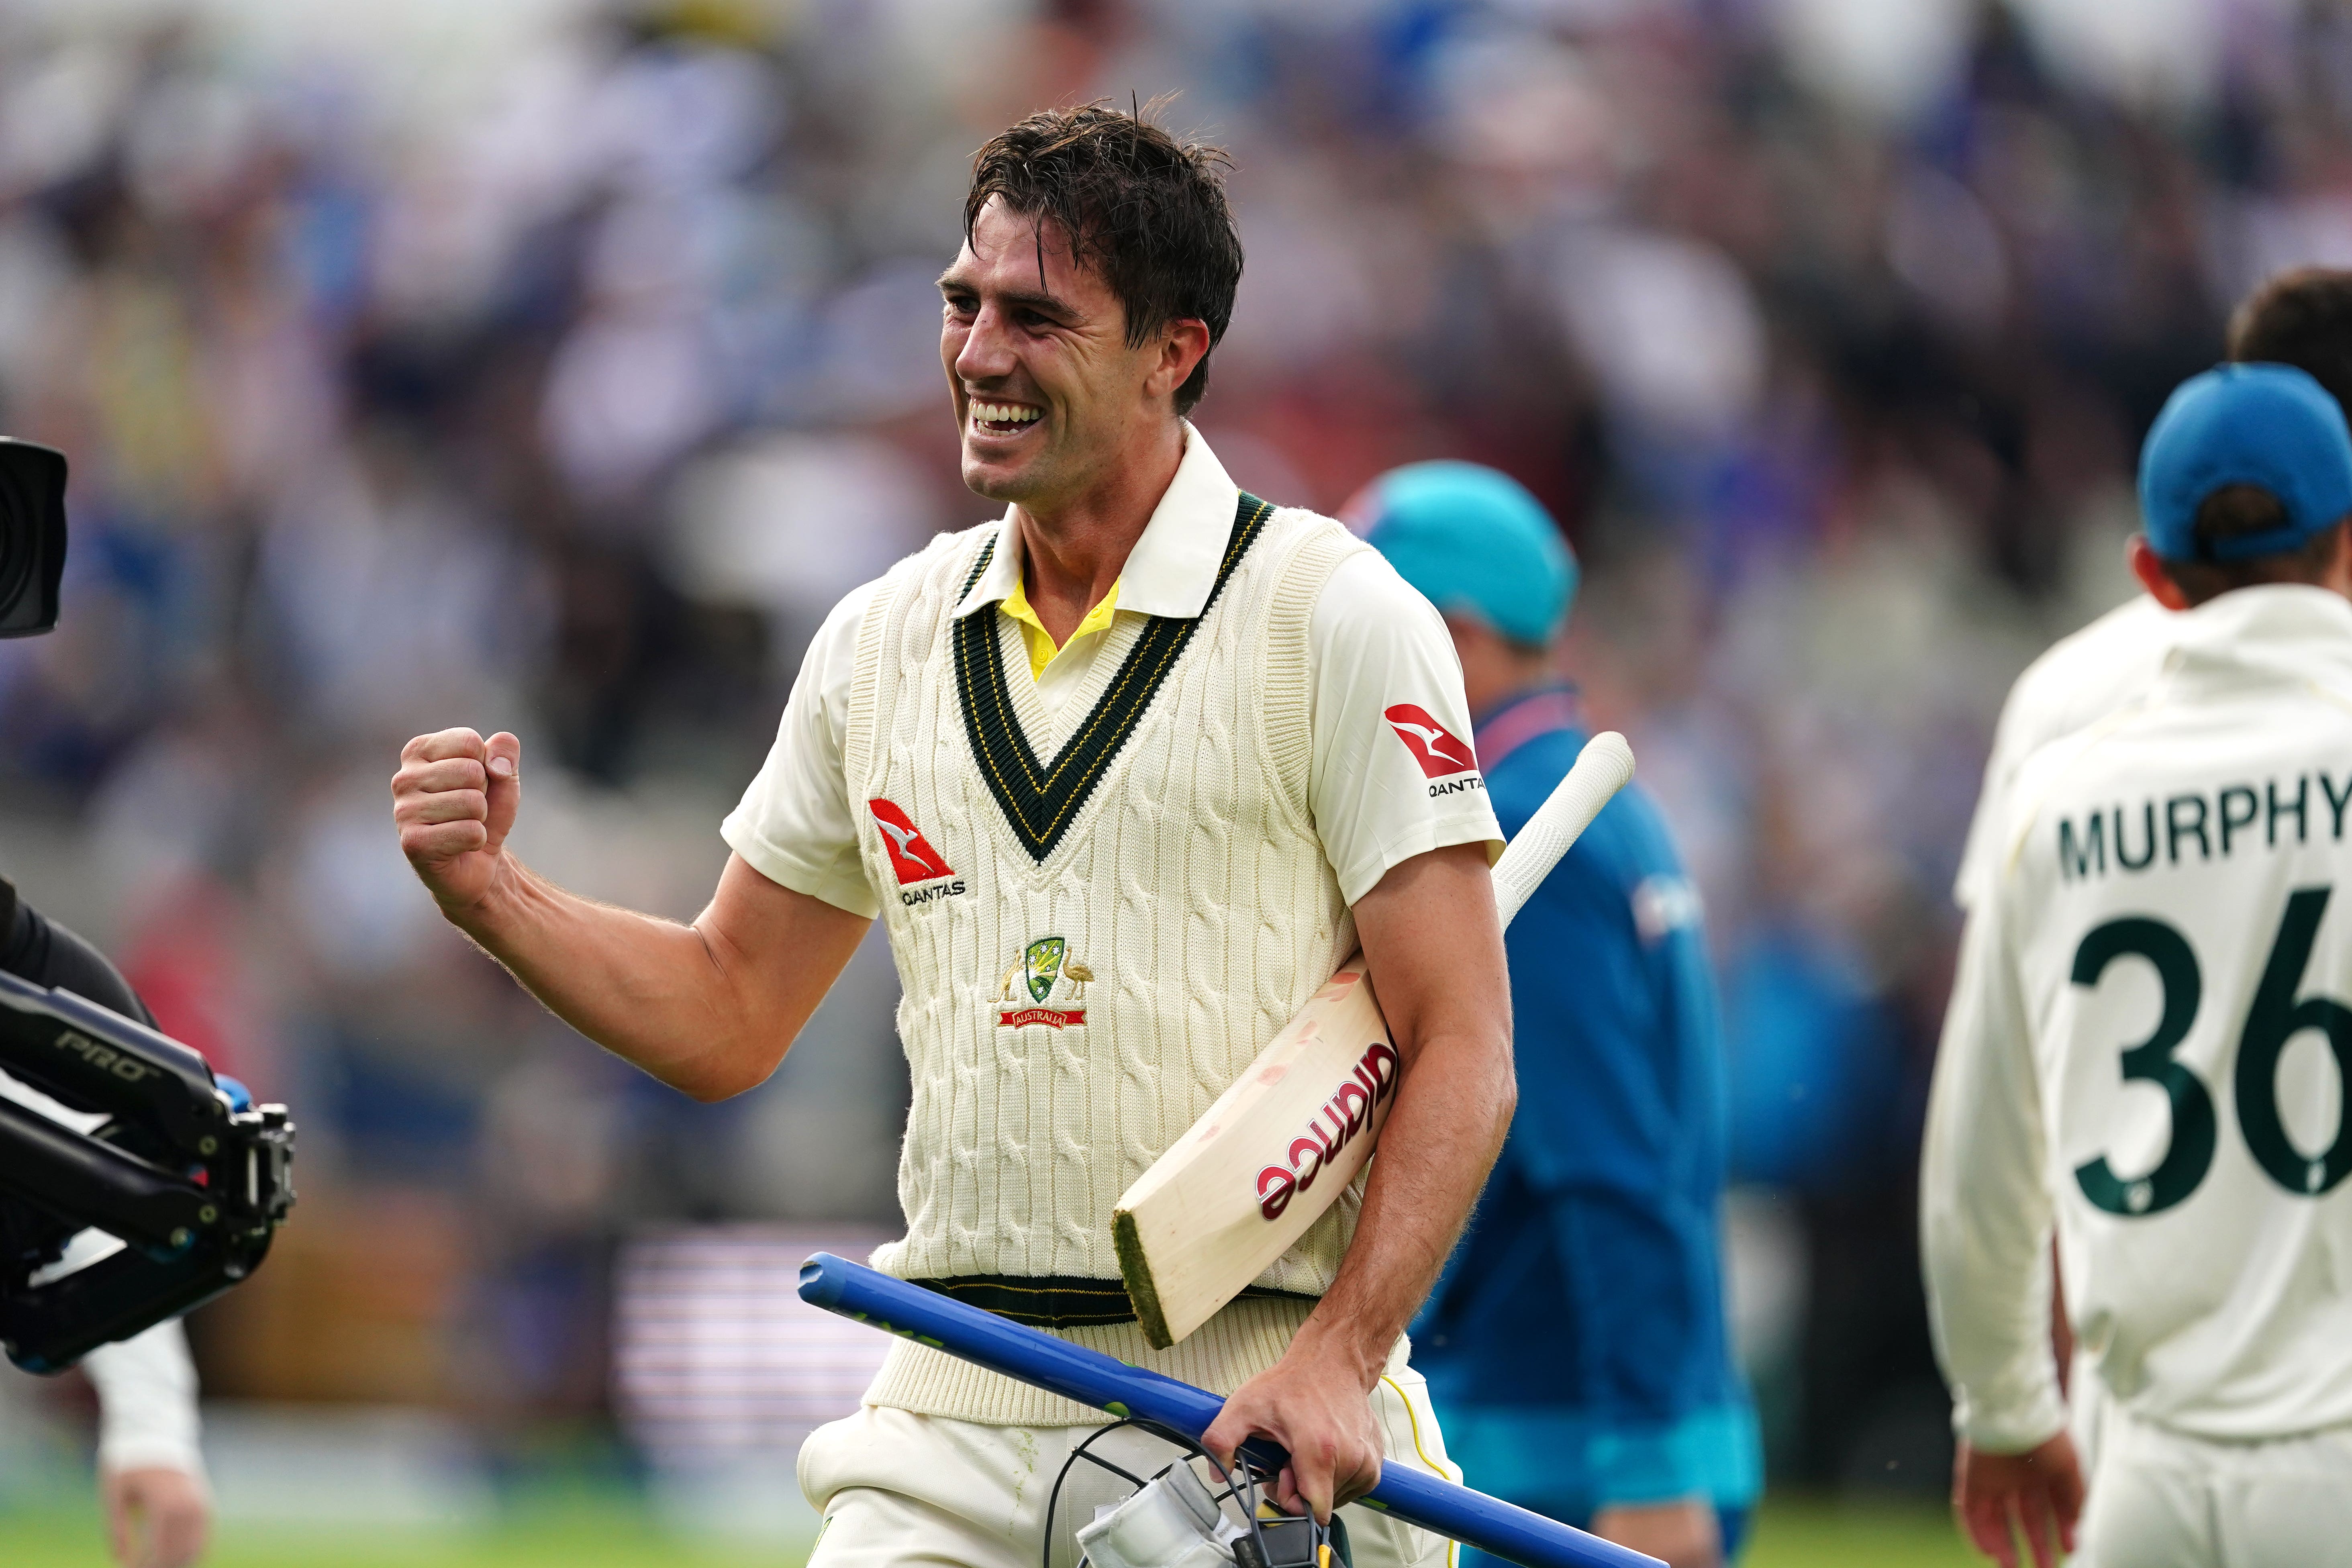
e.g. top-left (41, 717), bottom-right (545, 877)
top-left (2072, 1404), bottom-right (2352, 1568)
top-left (800, 1368), bottom-right (1460, 1568)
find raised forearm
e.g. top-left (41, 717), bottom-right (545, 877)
top-left (395, 728), bottom-right (868, 1100)
top-left (451, 859), bottom-right (758, 1100)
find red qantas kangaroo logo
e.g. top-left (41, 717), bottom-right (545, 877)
top-left (1384, 704), bottom-right (1479, 778)
top-left (868, 799), bottom-right (955, 884)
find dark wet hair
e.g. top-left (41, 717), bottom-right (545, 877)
top-left (965, 101), bottom-right (1243, 415)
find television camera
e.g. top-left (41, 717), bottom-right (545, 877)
top-left (0, 438), bottom-right (296, 1372)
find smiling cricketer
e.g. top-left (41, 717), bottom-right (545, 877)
top-left (391, 104), bottom-right (1516, 1568)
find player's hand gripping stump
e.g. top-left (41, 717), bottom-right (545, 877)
top-left (798, 1253), bottom-right (1661, 1568)
top-left (1115, 732), bottom-right (1638, 1348)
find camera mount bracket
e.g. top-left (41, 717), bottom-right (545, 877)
top-left (0, 970), bottom-right (294, 1371)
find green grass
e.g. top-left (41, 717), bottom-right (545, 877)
top-left (0, 1497), bottom-right (790, 1568)
top-left (0, 1494), bottom-right (1977, 1567)
top-left (1744, 1498), bottom-right (1981, 1566)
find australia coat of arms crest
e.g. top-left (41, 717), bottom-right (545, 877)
top-left (995, 935), bottom-right (1093, 1029)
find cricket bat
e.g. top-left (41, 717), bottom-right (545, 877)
top-left (1113, 730), bottom-right (1637, 1348)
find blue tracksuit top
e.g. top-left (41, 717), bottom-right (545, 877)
top-left (1413, 686), bottom-right (1761, 1517)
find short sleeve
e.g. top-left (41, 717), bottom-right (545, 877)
top-left (720, 581), bottom-right (883, 919)
top-left (1308, 550), bottom-right (1505, 905)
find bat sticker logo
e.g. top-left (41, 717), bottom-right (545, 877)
top-left (868, 799), bottom-right (959, 888)
top-left (1383, 704), bottom-right (1480, 780)
top-left (1253, 1039), bottom-right (1401, 1220)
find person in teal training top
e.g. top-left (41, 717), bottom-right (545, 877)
top-left (1356, 463), bottom-right (1762, 1568)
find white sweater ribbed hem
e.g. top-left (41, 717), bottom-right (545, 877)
top-left (860, 1294), bottom-right (1408, 1426)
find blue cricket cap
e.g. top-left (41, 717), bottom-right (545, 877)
top-left (1353, 461), bottom-right (1578, 645)
top-left (2140, 362), bottom-right (2352, 562)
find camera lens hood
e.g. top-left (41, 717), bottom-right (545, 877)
top-left (0, 439), bottom-right (67, 638)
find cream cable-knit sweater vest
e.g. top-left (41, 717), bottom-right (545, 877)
top-left (843, 498), bottom-right (1397, 1423)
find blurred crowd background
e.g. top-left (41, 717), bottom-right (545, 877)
top-left (0, 0), bottom-right (2340, 1528)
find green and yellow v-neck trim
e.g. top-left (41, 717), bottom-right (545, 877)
top-left (954, 492), bottom-right (1274, 863)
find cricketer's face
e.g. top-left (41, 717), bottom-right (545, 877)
top-left (939, 199), bottom-right (1168, 508)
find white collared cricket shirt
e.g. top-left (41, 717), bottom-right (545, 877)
top-left (1925, 585), bottom-right (2352, 1454)
top-left (722, 428), bottom-right (1500, 1422)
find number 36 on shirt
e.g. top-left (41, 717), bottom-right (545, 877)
top-left (2073, 884), bottom-right (2352, 1217)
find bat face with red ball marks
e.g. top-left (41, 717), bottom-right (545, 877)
top-left (1253, 1022), bottom-right (1400, 1222)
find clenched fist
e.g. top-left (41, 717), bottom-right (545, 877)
top-left (392, 728), bottom-right (523, 914)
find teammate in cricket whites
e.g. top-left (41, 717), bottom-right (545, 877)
top-left (1923, 361), bottom-right (2352, 1568)
top-left (390, 104), bottom-right (1513, 1567)
top-left (1933, 268), bottom-right (2352, 1559)
top-left (1354, 465), bottom-right (1760, 1568)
